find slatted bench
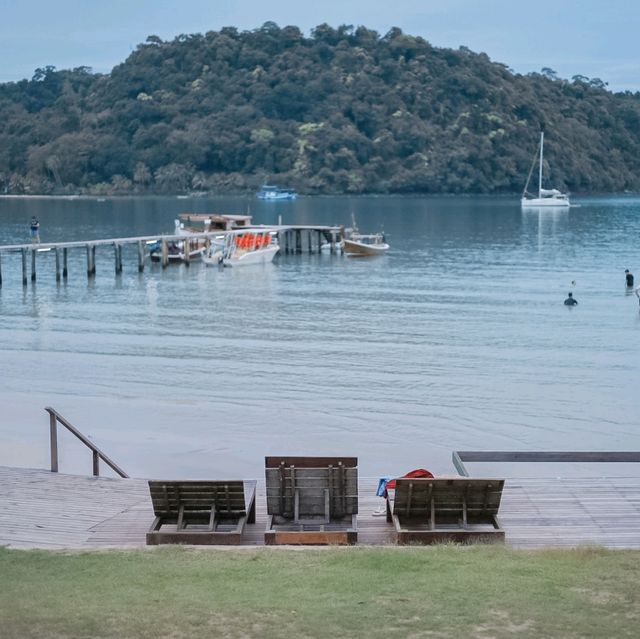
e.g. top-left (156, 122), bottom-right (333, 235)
top-left (265, 456), bottom-right (358, 545)
top-left (146, 479), bottom-right (256, 545)
top-left (386, 477), bottom-right (505, 544)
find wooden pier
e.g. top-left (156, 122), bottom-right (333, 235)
top-left (4, 413), bottom-right (640, 549)
top-left (0, 225), bottom-right (342, 287)
top-left (2, 465), bottom-right (640, 550)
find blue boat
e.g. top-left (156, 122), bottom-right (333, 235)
top-left (256, 184), bottom-right (297, 200)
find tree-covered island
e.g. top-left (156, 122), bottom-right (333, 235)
top-left (1, 23), bottom-right (639, 196)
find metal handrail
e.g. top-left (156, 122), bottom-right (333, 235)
top-left (45, 406), bottom-right (129, 478)
top-left (452, 450), bottom-right (640, 477)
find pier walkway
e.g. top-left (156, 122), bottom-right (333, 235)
top-left (2, 465), bottom-right (640, 550)
top-left (0, 224), bottom-right (342, 286)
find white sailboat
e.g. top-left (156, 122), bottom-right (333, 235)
top-left (521, 132), bottom-right (570, 208)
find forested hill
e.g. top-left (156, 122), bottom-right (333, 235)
top-left (1, 23), bottom-right (640, 196)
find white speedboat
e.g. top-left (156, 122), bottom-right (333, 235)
top-left (203, 229), bottom-right (280, 267)
top-left (521, 132), bottom-right (570, 208)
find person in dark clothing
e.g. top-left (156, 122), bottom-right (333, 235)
top-left (564, 292), bottom-right (578, 306)
top-left (625, 269), bottom-right (634, 288)
top-left (29, 216), bottom-right (40, 243)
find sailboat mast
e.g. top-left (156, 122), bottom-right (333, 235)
top-left (538, 132), bottom-right (544, 199)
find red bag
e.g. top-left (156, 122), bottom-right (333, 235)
top-left (385, 468), bottom-right (434, 491)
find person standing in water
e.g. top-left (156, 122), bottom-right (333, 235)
top-left (29, 217), bottom-right (40, 243)
top-left (564, 292), bottom-right (578, 306)
top-left (625, 269), bottom-right (634, 288)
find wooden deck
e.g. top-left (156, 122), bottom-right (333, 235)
top-left (2, 466), bottom-right (640, 549)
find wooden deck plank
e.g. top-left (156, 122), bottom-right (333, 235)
top-left (2, 466), bottom-right (640, 549)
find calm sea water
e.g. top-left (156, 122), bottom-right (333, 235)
top-left (1, 195), bottom-right (639, 479)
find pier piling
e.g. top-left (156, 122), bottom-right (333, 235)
top-left (184, 239), bottom-right (191, 266)
top-left (63, 248), bottom-right (68, 278)
top-left (114, 244), bottom-right (123, 274)
top-left (31, 249), bottom-right (36, 282)
top-left (137, 241), bottom-right (144, 272)
top-left (55, 248), bottom-right (61, 282)
top-left (86, 245), bottom-right (96, 278)
top-left (21, 249), bottom-right (27, 286)
top-left (161, 239), bottom-right (168, 268)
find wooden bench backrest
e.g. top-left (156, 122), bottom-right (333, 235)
top-left (148, 480), bottom-right (247, 516)
top-left (393, 478), bottom-right (505, 523)
top-left (265, 457), bottom-right (358, 518)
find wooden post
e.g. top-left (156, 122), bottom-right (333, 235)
top-left (92, 450), bottom-right (100, 477)
top-left (49, 412), bottom-right (59, 473)
top-left (161, 239), bottom-right (168, 268)
top-left (317, 231), bottom-right (322, 254)
top-left (308, 230), bottom-right (312, 253)
top-left (55, 248), bottom-right (60, 282)
top-left (31, 248), bottom-right (36, 282)
top-left (0, 252), bottom-right (2, 287)
top-left (86, 245), bottom-right (96, 277)
top-left (21, 249), bottom-right (27, 286)
top-left (296, 230), bottom-right (302, 254)
top-left (137, 241), bottom-right (144, 272)
top-left (183, 239), bottom-right (190, 266)
top-left (86, 245), bottom-right (91, 277)
top-left (114, 244), bottom-right (122, 274)
top-left (63, 248), bottom-right (68, 278)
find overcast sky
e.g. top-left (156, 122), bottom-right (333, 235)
top-left (1, 0), bottom-right (638, 91)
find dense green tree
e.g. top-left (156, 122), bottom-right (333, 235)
top-left (0, 23), bottom-right (639, 195)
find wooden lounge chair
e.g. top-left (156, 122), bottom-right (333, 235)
top-left (146, 479), bottom-right (256, 545)
top-left (265, 456), bottom-right (358, 545)
top-left (386, 477), bottom-right (505, 544)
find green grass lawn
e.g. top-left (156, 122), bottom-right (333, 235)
top-left (1, 545), bottom-right (638, 638)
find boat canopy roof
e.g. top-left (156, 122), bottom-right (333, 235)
top-left (540, 188), bottom-right (564, 196)
top-left (179, 213), bottom-right (253, 229)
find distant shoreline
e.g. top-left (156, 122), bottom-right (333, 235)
top-left (1, 191), bottom-right (639, 200)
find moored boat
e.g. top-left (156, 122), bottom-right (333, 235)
top-left (256, 184), bottom-right (297, 200)
top-left (203, 228), bottom-right (280, 267)
top-left (149, 214), bottom-right (255, 264)
top-left (342, 233), bottom-right (389, 257)
top-left (521, 132), bottom-right (570, 208)
top-left (149, 239), bottom-right (206, 263)
top-left (148, 219), bottom-right (207, 263)
top-left (340, 214), bottom-right (389, 257)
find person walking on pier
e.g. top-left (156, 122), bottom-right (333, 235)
top-left (29, 216), bottom-right (40, 243)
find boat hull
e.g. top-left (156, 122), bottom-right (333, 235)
top-left (149, 247), bottom-right (205, 263)
top-left (225, 245), bottom-right (280, 266)
top-left (521, 198), bottom-right (570, 208)
top-left (342, 239), bottom-right (389, 257)
top-left (257, 194), bottom-right (297, 201)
